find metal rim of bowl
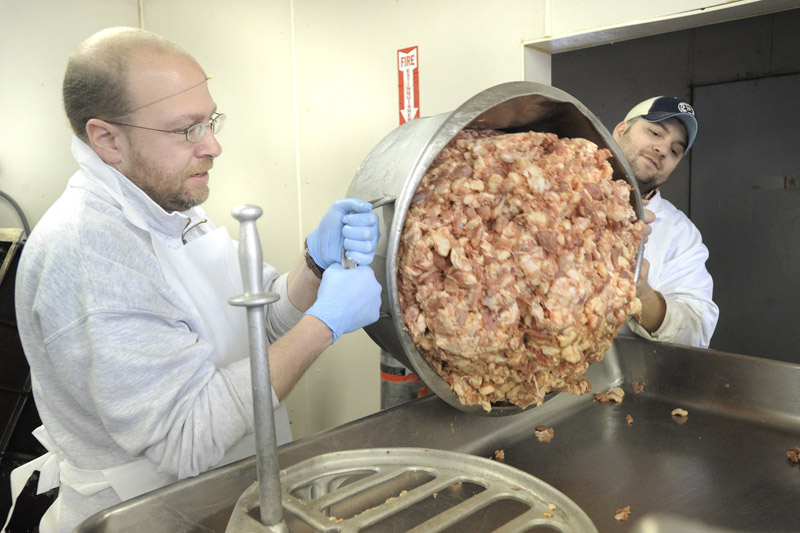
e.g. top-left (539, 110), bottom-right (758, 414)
top-left (357, 81), bottom-right (644, 417)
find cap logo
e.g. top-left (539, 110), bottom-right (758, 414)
top-left (678, 102), bottom-right (694, 115)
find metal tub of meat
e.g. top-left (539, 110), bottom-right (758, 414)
top-left (347, 81), bottom-right (646, 416)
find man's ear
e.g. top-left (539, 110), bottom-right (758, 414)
top-left (85, 119), bottom-right (123, 164)
top-left (612, 121), bottom-right (629, 141)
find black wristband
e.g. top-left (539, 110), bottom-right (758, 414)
top-left (304, 239), bottom-right (325, 279)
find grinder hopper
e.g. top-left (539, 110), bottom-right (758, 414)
top-left (347, 81), bottom-right (644, 416)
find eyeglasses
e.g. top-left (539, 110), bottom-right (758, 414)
top-left (104, 112), bottom-right (225, 143)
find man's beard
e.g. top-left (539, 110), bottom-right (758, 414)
top-left (128, 150), bottom-right (211, 212)
top-left (636, 176), bottom-right (659, 198)
top-left (617, 134), bottom-right (660, 198)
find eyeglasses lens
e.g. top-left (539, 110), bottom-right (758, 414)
top-left (186, 124), bottom-right (205, 143)
top-left (186, 113), bottom-right (225, 143)
top-left (211, 113), bottom-right (225, 134)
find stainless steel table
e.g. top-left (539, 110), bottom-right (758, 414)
top-left (76, 335), bottom-right (800, 532)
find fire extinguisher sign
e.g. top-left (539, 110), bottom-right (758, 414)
top-left (397, 46), bottom-right (419, 125)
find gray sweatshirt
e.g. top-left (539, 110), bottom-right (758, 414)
top-left (14, 138), bottom-right (303, 530)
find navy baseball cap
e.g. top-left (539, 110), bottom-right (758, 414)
top-left (624, 96), bottom-right (698, 150)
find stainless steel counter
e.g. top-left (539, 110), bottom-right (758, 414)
top-left (76, 335), bottom-right (800, 532)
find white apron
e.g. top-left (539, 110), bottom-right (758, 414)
top-left (3, 138), bottom-right (291, 533)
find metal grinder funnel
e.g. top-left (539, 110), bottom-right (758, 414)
top-left (346, 81), bottom-right (644, 417)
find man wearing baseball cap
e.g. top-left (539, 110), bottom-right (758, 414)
top-left (612, 96), bottom-right (719, 348)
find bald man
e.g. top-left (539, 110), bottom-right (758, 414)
top-left (6, 27), bottom-right (381, 532)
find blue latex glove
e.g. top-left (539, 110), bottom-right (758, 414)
top-left (305, 263), bottom-right (382, 343)
top-left (306, 198), bottom-right (379, 269)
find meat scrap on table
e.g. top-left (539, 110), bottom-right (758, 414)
top-left (535, 425), bottom-right (555, 443)
top-left (594, 386), bottom-right (625, 403)
top-left (787, 447), bottom-right (800, 463)
top-left (398, 129), bottom-right (644, 412)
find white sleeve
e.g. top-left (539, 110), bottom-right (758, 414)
top-left (262, 266), bottom-right (305, 343)
top-left (628, 294), bottom-right (718, 348)
top-left (632, 213), bottom-right (719, 348)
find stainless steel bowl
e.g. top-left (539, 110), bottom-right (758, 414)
top-left (347, 81), bottom-right (644, 416)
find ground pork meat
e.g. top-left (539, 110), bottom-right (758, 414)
top-left (397, 129), bottom-right (644, 412)
top-left (535, 425), bottom-right (555, 443)
top-left (787, 447), bottom-right (800, 463)
top-left (594, 386), bottom-right (625, 403)
top-left (615, 505), bottom-right (632, 522)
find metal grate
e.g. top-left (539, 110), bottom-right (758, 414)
top-left (226, 448), bottom-right (597, 532)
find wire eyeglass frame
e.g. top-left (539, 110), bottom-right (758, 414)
top-left (104, 112), bottom-right (225, 143)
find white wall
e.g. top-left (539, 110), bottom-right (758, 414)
top-left (549, 0), bottom-right (724, 35)
top-left (0, 0), bottom-right (773, 439)
top-left (0, 0), bottom-right (139, 230)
